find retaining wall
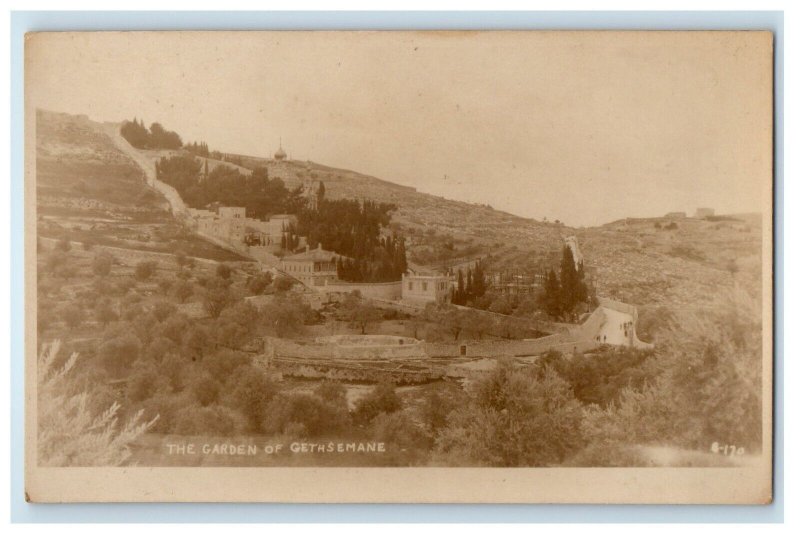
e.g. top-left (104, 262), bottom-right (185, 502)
top-left (320, 280), bottom-right (403, 300)
top-left (265, 336), bottom-right (426, 360)
top-left (597, 297), bottom-right (639, 320)
top-left (572, 305), bottom-right (608, 341)
top-left (422, 333), bottom-right (572, 358)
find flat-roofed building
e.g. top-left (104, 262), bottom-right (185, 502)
top-left (279, 244), bottom-right (339, 287)
top-left (695, 207), bottom-right (715, 218)
top-left (401, 272), bottom-right (452, 305)
top-left (218, 206), bottom-right (246, 219)
top-left (665, 211), bottom-right (687, 219)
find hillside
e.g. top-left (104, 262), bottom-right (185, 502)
top-left (217, 152), bottom-right (569, 271)
top-left (578, 215), bottom-right (762, 310)
top-left (35, 110), bottom-right (249, 262)
top-left (37, 110), bottom-right (763, 315)
top-left (219, 151), bottom-right (762, 311)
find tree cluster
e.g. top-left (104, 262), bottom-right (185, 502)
top-left (540, 246), bottom-right (589, 320)
top-left (435, 359), bottom-right (584, 466)
top-left (451, 263), bottom-right (488, 305)
top-left (156, 155), bottom-right (303, 220)
top-left (297, 197), bottom-right (407, 282)
top-left (120, 118), bottom-right (182, 150)
top-left (184, 141), bottom-right (210, 157)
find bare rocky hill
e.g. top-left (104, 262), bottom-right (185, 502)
top-left (578, 215), bottom-right (762, 309)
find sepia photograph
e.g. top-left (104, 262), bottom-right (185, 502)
top-left (23, 30), bottom-right (774, 503)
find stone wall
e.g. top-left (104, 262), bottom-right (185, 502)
top-left (270, 360), bottom-right (444, 385)
top-left (264, 336), bottom-right (426, 360)
top-left (422, 334), bottom-right (575, 358)
top-left (572, 305), bottom-right (608, 341)
top-left (370, 298), bottom-right (427, 315)
top-left (594, 297), bottom-right (653, 350)
top-left (320, 280), bottom-right (403, 300)
top-left (332, 343), bottom-right (425, 360)
top-left (597, 297), bottom-right (639, 320)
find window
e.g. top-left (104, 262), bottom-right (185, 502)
top-left (423, 282), bottom-right (428, 291)
top-left (408, 282), bottom-right (413, 290)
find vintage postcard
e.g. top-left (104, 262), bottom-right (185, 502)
top-left (24, 30), bottom-right (773, 503)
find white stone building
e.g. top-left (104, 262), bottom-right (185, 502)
top-left (401, 273), bottom-right (452, 305)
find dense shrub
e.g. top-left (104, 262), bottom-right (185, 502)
top-left (201, 348), bottom-right (250, 379)
top-left (580, 290), bottom-right (763, 453)
top-left (203, 287), bottom-right (232, 319)
top-left (353, 381), bottom-right (401, 425)
top-left (60, 303), bottom-right (85, 329)
top-left (92, 252), bottom-right (113, 277)
top-left (134, 261), bottom-right (157, 281)
top-left (142, 335), bottom-right (178, 363)
top-left (261, 294), bottom-right (311, 337)
top-left (94, 299), bottom-right (119, 327)
top-left (247, 272), bottom-right (273, 295)
top-left (419, 382), bottom-right (468, 436)
top-left (222, 365), bottom-right (278, 433)
top-left (126, 361), bottom-right (170, 404)
top-left (531, 346), bottom-right (654, 407)
top-left (371, 411), bottom-right (430, 465)
top-left (98, 327), bottom-right (142, 377)
top-left (264, 392), bottom-right (349, 438)
top-left (216, 263), bottom-right (233, 280)
top-left (173, 280), bottom-right (194, 303)
top-left (56, 236), bottom-right (72, 252)
top-left (273, 276), bottom-right (294, 292)
top-left (154, 314), bottom-right (190, 345)
top-left (37, 341), bottom-right (157, 467)
top-left (150, 300), bottom-right (178, 323)
top-left (138, 392), bottom-right (193, 434)
top-left (187, 371), bottom-right (223, 407)
top-left (181, 324), bottom-right (211, 361)
top-left (173, 405), bottom-right (243, 437)
top-left (435, 360), bottom-right (583, 466)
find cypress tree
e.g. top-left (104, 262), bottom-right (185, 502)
top-left (456, 269), bottom-right (465, 305)
top-left (543, 268), bottom-right (562, 319)
top-left (473, 262), bottom-right (486, 297)
top-left (559, 245), bottom-right (579, 315)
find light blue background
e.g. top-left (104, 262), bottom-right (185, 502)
top-left (9, 10), bottom-right (784, 523)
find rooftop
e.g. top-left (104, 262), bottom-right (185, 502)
top-left (282, 244), bottom-right (339, 263)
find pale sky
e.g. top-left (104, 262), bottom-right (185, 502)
top-left (26, 31), bottom-right (773, 227)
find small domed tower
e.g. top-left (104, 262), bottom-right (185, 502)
top-left (274, 138), bottom-right (287, 161)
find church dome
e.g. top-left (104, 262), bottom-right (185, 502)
top-left (274, 145), bottom-right (287, 160)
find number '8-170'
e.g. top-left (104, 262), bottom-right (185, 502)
top-left (710, 442), bottom-right (745, 456)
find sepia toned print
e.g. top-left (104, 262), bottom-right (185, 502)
top-left (24, 30), bottom-right (773, 503)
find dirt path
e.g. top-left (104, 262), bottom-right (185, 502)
top-left (102, 123), bottom-right (157, 185)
